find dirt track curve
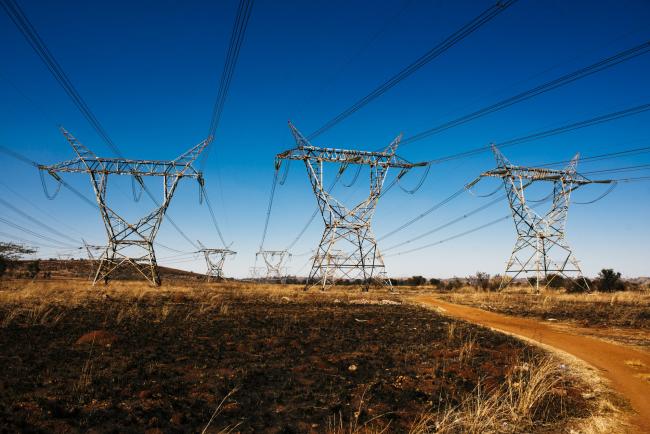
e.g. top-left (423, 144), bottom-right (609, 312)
top-left (412, 295), bottom-right (650, 434)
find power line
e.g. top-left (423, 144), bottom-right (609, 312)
top-left (0, 144), bottom-right (194, 255)
top-left (200, 184), bottom-right (228, 247)
top-left (380, 140), bottom-right (650, 243)
top-left (427, 102), bottom-right (650, 165)
top-left (0, 180), bottom-right (97, 241)
top-left (1, 0), bottom-right (201, 252)
top-left (378, 186), bottom-right (467, 242)
top-left (385, 175), bottom-right (650, 258)
top-left (0, 215), bottom-right (78, 248)
top-left (1, 0), bottom-right (122, 157)
top-left (401, 40), bottom-right (650, 146)
top-left (386, 215), bottom-right (510, 257)
top-left (203, 0), bottom-right (254, 161)
top-left (258, 168), bottom-right (280, 251)
top-left (306, 0), bottom-right (518, 140)
top-left (383, 194), bottom-right (506, 252)
top-left (0, 230), bottom-right (74, 250)
top-left (0, 197), bottom-right (81, 244)
top-left (296, 0), bottom-right (414, 113)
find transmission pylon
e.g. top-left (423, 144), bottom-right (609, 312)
top-left (197, 240), bottom-right (236, 281)
top-left (253, 250), bottom-right (291, 282)
top-left (276, 122), bottom-right (427, 291)
top-left (466, 145), bottom-right (613, 292)
top-left (39, 128), bottom-right (208, 286)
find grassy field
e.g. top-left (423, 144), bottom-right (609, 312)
top-left (433, 286), bottom-right (650, 348)
top-left (0, 279), bottom-right (625, 433)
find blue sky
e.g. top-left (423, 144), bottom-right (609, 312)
top-left (1, 0), bottom-right (649, 278)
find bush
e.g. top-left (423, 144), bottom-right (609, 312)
top-left (0, 242), bottom-right (37, 278)
top-left (596, 269), bottom-right (625, 292)
top-left (406, 275), bottom-right (427, 286)
top-left (469, 272), bottom-right (491, 291)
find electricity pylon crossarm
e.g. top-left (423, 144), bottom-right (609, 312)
top-left (466, 144), bottom-right (612, 292)
top-left (197, 240), bottom-right (236, 281)
top-left (277, 121), bottom-right (427, 291)
top-left (39, 128), bottom-right (208, 286)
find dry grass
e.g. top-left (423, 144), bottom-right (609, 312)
top-left (409, 356), bottom-right (563, 433)
top-left (435, 286), bottom-right (650, 330)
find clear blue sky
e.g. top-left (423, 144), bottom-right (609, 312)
top-left (1, 0), bottom-right (649, 278)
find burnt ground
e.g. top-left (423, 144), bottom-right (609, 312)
top-left (0, 289), bottom-right (589, 433)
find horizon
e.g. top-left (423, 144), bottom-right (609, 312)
top-left (1, 0), bottom-right (649, 281)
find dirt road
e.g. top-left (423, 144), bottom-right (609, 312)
top-left (413, 295), bottom-right (650, 433)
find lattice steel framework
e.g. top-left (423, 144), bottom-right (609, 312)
top-left (467, 145), bottom-right (612, 292)
top-left (253, 249), bottom-right (291, 281)
top-left (197, 240), bottom-right (236, 281)
top-left (82, 239), bottom-right (105, 281)
top-left (277, 122), bottom-right (427, 290)
top-left (39, 128), bottom-right (208, 286)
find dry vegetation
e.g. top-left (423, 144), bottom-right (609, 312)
top-left (435, 285), bottom-right (650, 328)
top-left (0, 279), bottom-right (625, 432)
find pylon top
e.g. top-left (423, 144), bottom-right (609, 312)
top-left (467, 144), bottom-right (613, 188)
top-left (38, 127), bottom-right (208, 179)
top-left (276, 122), bottom-right (427, 169)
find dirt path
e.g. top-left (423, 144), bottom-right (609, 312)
top-left (412, 295), bottom-right (650, 434)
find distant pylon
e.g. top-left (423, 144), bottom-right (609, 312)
top-left (82, 239), bottom-right (105, 281)
top-left (254, 250), bottom-right (291, 282)
top-left (39, 128), bottom-right (208, 286)
top-left (197, 240), bottom-right (236, 281)
top-left (466, 145), bottom-right (613, 292)
top-left (276, 122), bottom-right (427, 291)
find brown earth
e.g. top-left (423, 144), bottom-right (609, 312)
top-left (413, 294), bottom-right (650, 434)
top-left (0, 287), bottom-right (590, 433)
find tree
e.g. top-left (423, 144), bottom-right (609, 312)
top-left (406, 275), bottom-right (427, 286)
top-left (596, 269), bottom-right (625, 292)
top-left (27, 260), bottom-right (40, 279)
top-left (0, 242), bottom-right (37, 278)
top-left (470, 272), bottom-right (491, 291)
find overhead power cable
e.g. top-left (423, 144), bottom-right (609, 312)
top-left (382, 194), bottom-right (506, 251)
top-left (385, 215), bottom-right (510, 257)
top-left (0, 0), bottom-right (122, 157)
top-left (297, 0), bottom-right (414, 112)
top-left (0, 230), bottom-right (72, 250)
top-left (258, 168), bottom-right (280, 251)
top-left (0, 197), bottom-right (81, 244)
top-left (0, 180), bottom-right (96, 241)
top-left (200, 184), bottom-right (228, 247)
top-left (0, 145), bottom-right (193, 255)
top-left (306, 0), bottom-right (518, 140)
top-left (378, 186), bottom-right (467, 241)
top-left (384, 170), bottom-right (650, 259)
top-left (402, 40), bottom-right (650, 146)
top-left (0, 215), bottom-right (78, 248)
top-left (381, 137), bottom-right (650, 243)
top-left (1, 0), bottom-right (201, 251)
top-left (383, 176), bottom-right (650, 258)
top-left (202, 0), bottom-right (254, 165)
top-left (427, 102), bottom-right (650, 165)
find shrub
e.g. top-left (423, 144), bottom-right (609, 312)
top-left (596, 269), bottom-right (625, 292)
top-left (469, 272), bottom-right (491, 291)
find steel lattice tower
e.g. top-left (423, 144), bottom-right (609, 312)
top-left (467, 145), bottom-right (612, 292)
top-left (276, 122), bottom-right (426, 290)
top-left (253, 250), bottom-right (291, 281)
top-left (197, 240), bottom-right (236, 281)
top-left (39, 128), bottom-right (208, 286)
